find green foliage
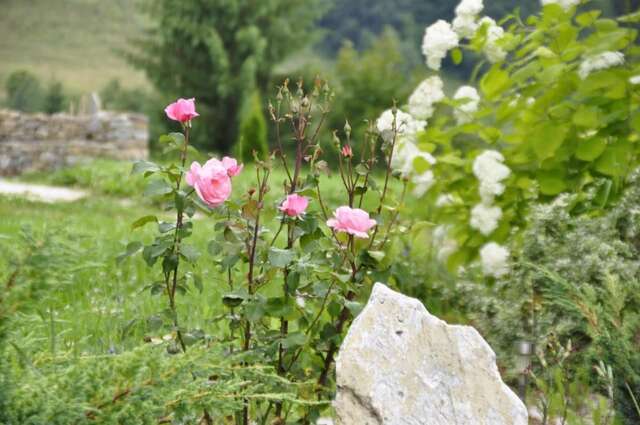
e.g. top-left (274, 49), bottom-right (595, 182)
top-left (408, 3), bottom-right (640, 270)
top-left (43, 80), bottom-right (66, 114)
top-left (331, 28), bottom-right (420, 138)
top-left (100, 78), bottom-right (150, 113)
top-left (127, 0), bottom-right (326, 152)
top-left (5, 70), bottom-right (43, 112)
top-left (236, 91), bottom-right (269, 162)
top-left (469, 173), bottom-right (640, 423)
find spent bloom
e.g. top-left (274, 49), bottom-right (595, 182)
top-left (473, 150), bottom-right (511, 203)
top-left (376, 109), bottom-right (426, 143)
top-left (341, 144), bottom-right (353, 158)
top-left (165, 98), bottom-right (199, 123)
top-left (327, 206), bottom-right (377, 238)
top-left (422, 20), bottom-right (459, 71)
top-left (408, 76), bottom-right (445, 120)
top-left (186, 157), bottom-right (241, 207)
top-left (479, 242), bottom-right (510, 278)
top-left (470, 203), bottom-right (502, 235)
top-left (578, 51), bottom-right (625, 79)
top-left (453, 0), bottom-right (483, 38)
top-left (453, 85), bottom-right (480, 125)
top-left (541, 0), bottom-right (580, 10)
top-left (279, 194), bottom-right (309, 218)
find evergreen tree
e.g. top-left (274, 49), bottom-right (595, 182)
top-left (127, 0), bottom-right (325, 152)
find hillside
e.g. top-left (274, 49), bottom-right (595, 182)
top-left (0, 0), bottom-right (147, 97)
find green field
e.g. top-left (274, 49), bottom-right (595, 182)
top-left (0, 0), bottom-right (147, 99)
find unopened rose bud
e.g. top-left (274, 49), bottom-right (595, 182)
top-left (344, 120), bottom-right (351, 136)
top-left (301, 96), bottom-right (310, 108)
top-left (332, 131), bottom-right (340, 148)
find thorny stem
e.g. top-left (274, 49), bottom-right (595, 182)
top-left (242, 165), bottom-right (270, 425)
top-left (166, 124), bottom-right (191, 354)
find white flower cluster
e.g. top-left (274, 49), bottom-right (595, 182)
top-left (391, 139), bottom-right (437, 197)
top-left (479, 242), bottom-right (509, 278)
top-left (453, 0), bottom-right (483, 39)
top-left (541, 0), bottom-right (581, 10)
top-left (422, 20), bottom-right (459, 71)
top-left (472, 150), bottom-right (511, 204)
top-left (470, 203), bottom-right (502, 236)
top-left (376, 109), bottom-right (426, 143)
top-left (453, 85), bottom-right (480, 125)
top-left (377, 108), bottom-right (435, 197)
top-left (422, 0), bottom-right (508, 69)
top-left (479, 17), bottom-right (507, 63)
top-left (630, 75), bottom-right (640, 85)
top-left (578, 51), bottom-right (625, 80)
top-left (408, 76), bottom-right (445, 120)
top-left (433, 225), bottom-right (459, 262)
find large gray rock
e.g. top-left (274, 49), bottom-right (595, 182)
top-left (334, 283), bottom-right (528, 425)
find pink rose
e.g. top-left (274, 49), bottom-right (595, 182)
top-left (279, 194), bottom-right (309, 217)
top-left (165, 98), bottom-right (199, 123)
top-left (326, 206), bottom-right (377, 238)
top-left (185, 159), bottom-right (232, 207)
top-left (222, 156), bottom-right (243, 177)
top-left (341, 145), bottom-right (353, 158)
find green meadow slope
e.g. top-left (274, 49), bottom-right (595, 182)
top-left (0, 0), bottom-right (147, 98)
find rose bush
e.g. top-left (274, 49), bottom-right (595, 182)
top-left (123, 82), bottom-right (411, 422)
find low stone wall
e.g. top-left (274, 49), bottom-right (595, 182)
top-left (0, 109), bottom-right (149, 175)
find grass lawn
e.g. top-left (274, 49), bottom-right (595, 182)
top-left (1, 158), bottom-right (417, 356)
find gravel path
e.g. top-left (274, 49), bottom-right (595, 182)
top-left (0, 180), bottom-right (87, 203)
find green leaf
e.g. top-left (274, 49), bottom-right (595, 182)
top-left (116, 241), bottom-right (143, 264)
top-left (537, 169), bottom-right (567, 195)
top-left (131, 160), bottom-right (160, 175)
top-left (531, 122), bottom-right (569, 159)
top-left (144, 179), bottom-right (173, 197)
top-left (451, 48), bottom-right (463, 65)
top-left (180, 244), bottom-right (201, 263)
top-left (158, 222), bottom-right (176, 233)
top-left (575, 137), bottom-right (606, 161)
top-left (192, 273), bottom-right (203, 293)
top-left (480, 67), bottom-right (510, 100)
top-left (281, 332), bottom-right (305, 349)
top-left (222, 293), bottom-right (245, 308)
top-left (595, 140), bottom-right (631, 177)
top-left (268, 248), bottom-right (295, 268)
top-left (131, 215), bottom-right (157, 230)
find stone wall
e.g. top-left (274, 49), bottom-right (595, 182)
top-left (0, 109), bottom-right (149, 175)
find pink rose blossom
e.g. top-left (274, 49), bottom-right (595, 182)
top-left (185, 158), bottom-right (233, 207)
top-left (326, 206), bottom-right (377, 238)
top-left (341, 145), bottom-right (353, 158)
top-left (165, 98), bottom-right (199, 123)
top-left (221, 156), bottom-right (243, 177)
top-left (279, 194), bottom-right (309, 217)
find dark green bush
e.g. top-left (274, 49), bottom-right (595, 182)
top-left (43, 80), bottom-right (66, 114)
top-left (5, 70), bottom-right (44, 112)
top-left (235, 90), bottom-right (268, 162)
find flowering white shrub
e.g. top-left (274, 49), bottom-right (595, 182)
top-left (376, 109), bottom-right (425, 142)
top-left (578, 51), bottom-right (625, 79)
top-left (394, 0), bottom-right (639, 278)
top-left (453, 0), bottom-right (483, 38)
top-left (408, 76), bottom-right (445, 120)
top-left (453, 85), bottom-right (480, 125)
top-left (422, 20), bottom-right (459, 71)
top-left (470, 203), bottom-right (502, 236)
top-left (472, 150), bottom-right (510, 204)
top-left (479, 242), bottom-right (509, 278)
top-left (541, 0), bottom-right (581, 10)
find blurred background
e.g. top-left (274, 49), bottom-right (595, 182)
top-left (0, 0), bottom-right (622, 158)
